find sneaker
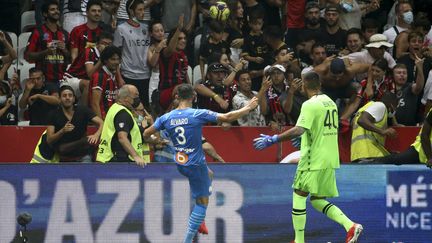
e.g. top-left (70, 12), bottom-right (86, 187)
top-left (346, 223), bottom-right (363, 243)
top-left (198, 221), bottom-right (208, 235)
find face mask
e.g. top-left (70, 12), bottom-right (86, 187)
top-left (136, 115), bottom-right (144, 125)
top-left (0, 95), bottom-right (7, 105)
top-left (132, 97), bottom-right (141, 108)
top-left (403, 11), bottom-right (413, 25)
top-left (341, 2), bottom-right (354, 13)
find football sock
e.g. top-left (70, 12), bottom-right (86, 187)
top-left (311, 199), bottom-right (353, 231)
top-left (183, 204), bottom-right (207, 243)
top-left (292, 192), bottom-right (307, 243)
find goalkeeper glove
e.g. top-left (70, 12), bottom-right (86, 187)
top-left (290, 137), bottom-right (301, 149)
top-left (253, 134), bottom-right (278, 150)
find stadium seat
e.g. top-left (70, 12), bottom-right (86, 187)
top-left (17, 32), bottom-right (31, 68)
top-left (7, 64), bottom-right (16, 80)
top-left (6, 32), bottom-right (17, 51)
top-left (187, 65), bottom-right (192, 83)
top-left (21, 11), bottom-right (36, 33)
top-left (193, 64), bottom-right (207, 85)
top-left (194, 34), bottom-right (201, 65)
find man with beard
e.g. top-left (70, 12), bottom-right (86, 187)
top-left (301, 43), bottom-right (327, 75)
top-left (25, 0), bottom-right (69, 85)
top-left (319, 4), bottom-right (347, 56)
top-left (44, 85), bottom-right (104, 162)
top-left (339, 28), bottom-right (365, 56)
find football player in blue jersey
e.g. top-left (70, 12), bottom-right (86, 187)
top-left (144, 83), bottom-right (258, 243)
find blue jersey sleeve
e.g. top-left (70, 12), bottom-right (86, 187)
top-left (153, 115), bottom-right (166, 131)
top-left (193, 109), bottom-right (218, 124)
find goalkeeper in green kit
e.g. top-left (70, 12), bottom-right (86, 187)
top-left (253, 71), bottom-right (363, 243)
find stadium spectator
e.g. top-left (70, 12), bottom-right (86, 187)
top-left (62, 0), bottom-right (88, 33)
top-left (232, 70), bottom-right (266, 126)
top-left (70, 0), bottom-right (103, 65)
top-left (101, 0), bottom-right (121, 30)
top-left (348, 33), bottom-right (396, 80)
top-left (90, 45), bottom-right (121, 119)
top-left (18, 68), bottom-right (60, 125)
top-left (397, 31), bottom-right (432, 85)
top-left (25, 0), bottom-right (69, 84)
top-left (114, 0), bottom-right (151, 109)
top-left (208, 52), bottom-right (247, 87)
top-left (312, 57), bottom-right (369, 119)
top-left (337, 0), bottom-right (380, 30)
top-left (226, 0), bottom-right (245, 51)
top-left (394, 13), bottom-right (431, 59)
top-left (0, 31), bottom-right (17, 70)
top-left (351, 92), bottom-right (398, 161)
top-left (160, 0), bottom-right (196, 33)
top-left (242, 0), bottom-right (265, 34)
top-left (257, 64), bottom-right (290, 127)
top-left (393, 61), bottom-right (425, 126)
top-left (361, 18), bottom-right (380, 43)
top-left (196, 63), bottom-right (235, 113)
top-left (283, 0), bottom-right (306, 48)
top-left (299, 1), bottom-right (323, 40)
top-left (339, 28), bottom-right (365, 55)
top-left (382, 0), bottom-right (413, 55)
top-left (46, 85), bottom-right (103, 162)
top-left (147, 21), bottom-right (167, 106)
top-left (264, 25), bottom-right (294, 69)
top-left (199, 20), bottom-right (231, 80)
top-left (132, 102), bottom-right (154, 163)
top-left (301, 43), bottom-right (327, 75)
top-left (319, 4), bottom-right (347, 56)
top-left (158, 15), bottom-right (190, 111)
top-left (242, 9), bottom-right (272, 91)
top-left (62, 32), bottom-right (114, 105)
top-left (0, 81), bottom-right (17, 125)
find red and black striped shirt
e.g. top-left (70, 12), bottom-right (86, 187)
top-left (67, 47), bottom-right (100, 79)
top-left (25, 24), bottom-right (69, 83)
top-left (158, 50), bottom-right (188, 90)
top-left (70, 23), bottom-right (102, 76)
top-left (90, 66), bottom-right (118, 119)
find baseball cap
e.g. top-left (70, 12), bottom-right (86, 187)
top-left (365, 34), bottom-right (393, 48)
top-left (207, 63), bottom-right (228, 73)
top-left (325, 3), bottom-right (340, 13)
top-left (270, 64), bottom-right (286, 73)
top-left (330, 58), bottom-right (346, 74)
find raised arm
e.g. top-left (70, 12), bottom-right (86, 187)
top-left (216, 97), bottom-right (258, 122)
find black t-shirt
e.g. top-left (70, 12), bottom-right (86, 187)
top-left (260, 0), bottom-right (281, 27)
top-left (199, 38), bottom-right (231, 62)
top-left (396, 55), bottom-right (432, 84)
top-left (28, 84), bottom-right (59, 125)
top-left (319, 27), bottom-right (347, 56)
top-left (48, 105), bottom-right (96, 147)
top-left (242, 33), bottom-right (272, 70)
top-left (395, 83), bottom-right (421, 126)
top-left (0, 104), bottom-right (17, 125)
top-left (110, 109), bottom-right (143, 162)
top-left (242, 2), bottom-right (265, 34)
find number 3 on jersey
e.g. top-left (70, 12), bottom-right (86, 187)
top-left (324, 109), bottom-right (338, 129)
top-left (175, 126), bottom-right (186, 145)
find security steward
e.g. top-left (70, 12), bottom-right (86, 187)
top-left (97, 84), bottom-right (146, 166)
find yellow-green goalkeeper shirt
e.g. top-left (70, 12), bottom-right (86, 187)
top-left (296, 94), bottom-right (340, 171)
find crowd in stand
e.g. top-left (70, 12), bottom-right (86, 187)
top-left (1, 0), bottom-right (432, 163)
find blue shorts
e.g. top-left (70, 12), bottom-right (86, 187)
top-left (177, 163), bottom-right (212, 199)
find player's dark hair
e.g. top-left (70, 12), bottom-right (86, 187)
top-left (100, 45), bottom-right (121, 64)
top-left (177, 84), bottom-right (195, 100)
top-left (303, 71), bottom-right (321, 90)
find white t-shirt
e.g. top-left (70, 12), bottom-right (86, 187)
top-left (364, 102), bottom-right (386, 122)
top-left (383, 25), bottom-right (408, 44)
top-left (348, 50), bottom-right (396, 68)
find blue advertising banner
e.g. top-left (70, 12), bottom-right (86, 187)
top-left (0, 164), bottom-right (431, 243)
